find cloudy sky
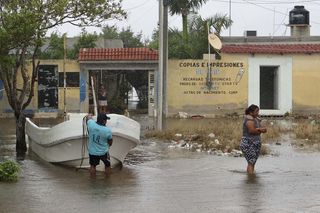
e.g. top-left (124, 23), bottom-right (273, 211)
top-left (56, 0), bottom-right (320, 39)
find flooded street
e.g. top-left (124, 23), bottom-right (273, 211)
top-left (1, 116), bottom-right (320, 212)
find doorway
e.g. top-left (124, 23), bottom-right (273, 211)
top-left (88, 70), bottom-right (148, 115)
top-left (248, 56), bottom-right (292, 116)
top-left (260, 66), bottom-right (279, 110)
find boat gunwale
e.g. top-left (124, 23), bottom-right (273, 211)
top-left (27, 130), bottom-right (140, 147)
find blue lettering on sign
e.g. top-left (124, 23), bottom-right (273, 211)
top-left (80, 74), bottom-right (86, 102)
top-left (0, 80), bottom-right (3, 100)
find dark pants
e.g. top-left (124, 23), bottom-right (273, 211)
top-left (89, 152), bottom-right (110, 167)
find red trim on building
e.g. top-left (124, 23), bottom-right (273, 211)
top-left (78, 48), bottom-right (158, 61)
top-left (221, 44), bottom-right (320, 54)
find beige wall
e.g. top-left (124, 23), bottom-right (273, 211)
top-left (292, 54), bottom-right (320, 113)
top-left (168, 53), bottom-right (320, 116)
top-left (167, 54), bottom-right (248, 116)
top-left (0, 60), bottom-right (80, 117)
top-left (2, 54), bottom-right (320, 117)
top-left (40, 60), bottom-right (81, 112)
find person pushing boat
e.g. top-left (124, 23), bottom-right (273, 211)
top-left (85, 113), bottom-right (113, 176)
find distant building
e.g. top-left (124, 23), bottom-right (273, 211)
top-left (41, 37), bottom-right (124, 52)
top-left (0, 47), bottom-right (158, 118)
top-left (1, 6), bottom-right (319, 118)
top-left (166, 5), bottom-right (320, 116)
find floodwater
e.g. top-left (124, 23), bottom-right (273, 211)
top-left (1, 116), bottom-right (320, 212)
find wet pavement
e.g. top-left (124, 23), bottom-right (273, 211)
top-left (1, 116), bottom-right (320, 212)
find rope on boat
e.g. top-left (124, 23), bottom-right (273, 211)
top-left (77, 77), bottom-right (97, 171)
top-left (76, 116), bottom-right (89, 171)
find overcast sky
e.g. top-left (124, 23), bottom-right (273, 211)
top-left (55, 0), bottom-right (320, 39)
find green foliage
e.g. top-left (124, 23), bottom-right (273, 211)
top-left (40, 29), bottom-right (99, 59)
top-left (102, 25), bottom-right (119, 39)
top-left (205, 14), bottom-right (233, 35)
top-left (0, 0), bottom-right (125, 73)
top-left (119, 27), bottom-right (144, 47)
top-left (101, 26), bottom-right (144, 47)
top-left (168, 29), bottom-right (192, 59)
top-left (40, 33), bottom-right (64, 59)
top-left (69, 29), bottom-right (98, 59)
top-left (108, 99), bottom-right (125, 114)
top-left (108, 74), bottom-right (132, 113)
top-left (147, 28), bottom-right (190, 58)
top-left (0, 0), bottom-right (126, 154)
top-left (148, 13), bottom-right (232, 59)
top-left (148, 28), bottom-right (159, 49)
top-left (167, 0), bottom-right (208, 42)
top-left (188, 14), bottom-right (232, 59)
top-left (168, 0), bottom-right (208, 16)
top-left (0, 160), bottom-right (20, 182)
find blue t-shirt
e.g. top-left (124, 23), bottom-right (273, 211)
top-left (87, 120), bottom-right (112, 155)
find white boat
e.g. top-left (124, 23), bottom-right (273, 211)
top-left (25, 113), bottom-right (140, 170)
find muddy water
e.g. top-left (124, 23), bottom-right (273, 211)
top-left (1, 116), bottom-right (320, 212)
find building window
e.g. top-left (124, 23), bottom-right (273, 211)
top-left (59, 72), bottom-right (79, 87)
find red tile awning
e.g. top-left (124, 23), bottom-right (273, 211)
top-left (78, 48), bottom-right (158, 61)
top-left (221, 44), bottom-right (320, 54)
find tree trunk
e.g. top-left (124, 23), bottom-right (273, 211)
top-left (15, 113), bottom-right (27, 157)
top-left (182, 14), bottom-right (188, 44)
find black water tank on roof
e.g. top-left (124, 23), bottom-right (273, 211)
top-left (289, 5), bottom-right (309, 25)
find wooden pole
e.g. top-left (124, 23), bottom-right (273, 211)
top-left (63, 33), bottom-right (67, 120)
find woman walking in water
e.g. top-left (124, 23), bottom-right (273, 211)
top-left (240, 104), bottom-right (267, 175)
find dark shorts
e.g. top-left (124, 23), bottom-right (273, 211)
top-left (239, 137), bottom-right (261, 165)
top-left (89, 152), bottom-right (110, 167)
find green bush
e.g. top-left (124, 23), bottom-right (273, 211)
top-left (0, 160), bottom-right (20, 182)
top-left (108, 99), bottom-right (125, 114)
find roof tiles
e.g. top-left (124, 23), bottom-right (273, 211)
top-left (78, 48), bottom-right (158, 61)
top-left (221, 44), bottom-right (320, 54)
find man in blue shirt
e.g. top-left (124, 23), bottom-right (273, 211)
top-left (86, 113), bottom-right (113, 176)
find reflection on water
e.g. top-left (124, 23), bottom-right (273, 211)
top-left (2, 117), bottom-right (320, 212)
top-left (240, 174), bottom-right (263, 213)
top-left (245, 173), bottom-right (259, 184)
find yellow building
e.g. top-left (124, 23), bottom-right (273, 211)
top-left (167, 41), bottom-right (320, 117)
top-left (0, 48), bottom-right (158, 118)
top-left (1, 40), bottom-right (320, 118)
top-left (166, 6), bottom-right (320, 117)
top-left (0, 60), bottom-right (81, 117)
top-left (167, 56), bottom-right (248, 116)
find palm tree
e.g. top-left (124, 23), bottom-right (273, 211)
top-left (168, 0), bottom-right (208, 43)
top-left (148, 13), bottom-right (232, 59)
top-left (205, 14), bottom-right (233, 35)
top-left (188, 14), bottom-right (233, 59)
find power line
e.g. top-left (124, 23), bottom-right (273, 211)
top-left (241, 0), bottom-right (320, 24)
top-left (243, 0), bottom-right (320, 4)
top-left (210, 0), bottom-right (320, 25)
top-left (242, 0), bottom-right (288, 15)
top-left (212, 0), bottom-right (320, 4)
top-left (128, 3), bottom-right (156, 27)
top-left (273, 9), bottom-right (289, 35)
top-left (124, 0), bottom-right (151, 11)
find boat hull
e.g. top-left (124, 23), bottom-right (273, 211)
top-left (25, 113), bottom-right (140, 170)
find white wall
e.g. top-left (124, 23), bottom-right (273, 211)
top-left (248, 55), bottom-right (292, 115)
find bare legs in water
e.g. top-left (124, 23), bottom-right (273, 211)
top-left (247, 163), bottom-right (255, 175)
top-left (90, 165), bottom-right (111, 177)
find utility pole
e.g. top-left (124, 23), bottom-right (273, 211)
top-left (229, 0), bottom-right (232, 36)
top-left (63, 33), bottom-right (67, 120)
top-left (157, 0), bottom-right (168, 130)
